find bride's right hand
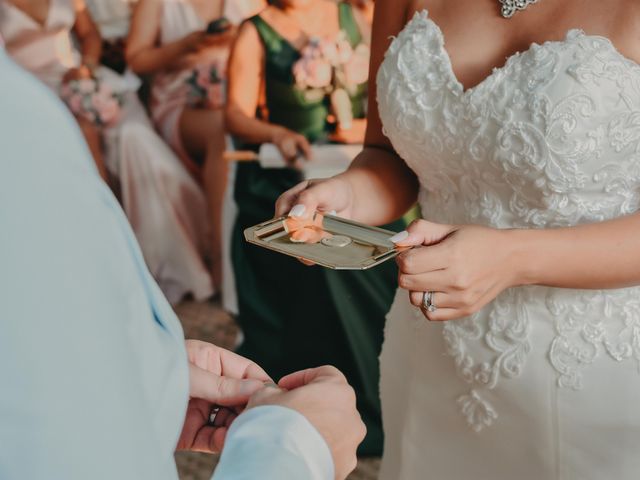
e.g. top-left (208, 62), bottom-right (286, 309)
top-left (275, 175), bottom-right (355, 219)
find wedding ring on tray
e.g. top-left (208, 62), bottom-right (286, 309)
top-left (244, 213), bottom-right (404, 270)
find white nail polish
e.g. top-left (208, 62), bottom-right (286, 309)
top-left (289, 204), bottom-right (306, 217)
top-left (328, 210), bottom-right (337, 216)
top-left (389, 230), bottom-right (409, 243)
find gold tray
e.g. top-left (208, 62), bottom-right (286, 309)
top-left (244, 214), bottom-right (401, 270)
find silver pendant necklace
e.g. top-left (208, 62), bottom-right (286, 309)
top-left (499, 0), bottom-right (540, 18)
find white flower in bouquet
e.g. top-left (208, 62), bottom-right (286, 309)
top-left (342, 43), bottom-right (370, 88)
top-left (293, 31), bottom-right (370, 93)
top-left (293, 37), bottom-right (334, 90)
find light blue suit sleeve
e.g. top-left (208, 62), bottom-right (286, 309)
top-left (0, 50), bottom-right (188, 480)
top-left (213, 406), bottom-right (334, 480)
top-left (0, 48), bottom-right (333, 480)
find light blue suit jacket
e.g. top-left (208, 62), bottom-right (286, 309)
top-left (0, 49), bottom-right (332, 480)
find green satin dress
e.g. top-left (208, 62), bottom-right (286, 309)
top-left (232, 3), bottom-right (404, 456)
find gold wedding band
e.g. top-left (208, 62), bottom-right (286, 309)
top-left (208, 406), bottom-right (220, 426)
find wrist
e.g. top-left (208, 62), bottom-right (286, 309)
top-left (83, 58), bottom-right (98, 72)
top-left (332, 172), bottom-right (357, 219)
top-left (503, 228), bottom-right (542, 287)
top-left (269, 125), bottom-right (287, 143)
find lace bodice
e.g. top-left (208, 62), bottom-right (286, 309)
top-left (378, 11), bottom-right (640, 229)
top-left (377, 11), bottom-right (640, 432)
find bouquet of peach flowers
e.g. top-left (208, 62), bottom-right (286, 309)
top-left (186, 62), bottom-right (226, 109)
top-left (293, 31), bottom-right (370, 128)
top-left (60, 78), bottom-right (123, 127)
top-left (293, 32), bottom-right (369, 94)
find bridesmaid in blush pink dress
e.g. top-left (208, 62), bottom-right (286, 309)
top-left (1, 0), bottom-right (215, 305)
top-left (127, 0), bottom-right (265, 290)
top-left (0, 0), bottom-right (108, 179)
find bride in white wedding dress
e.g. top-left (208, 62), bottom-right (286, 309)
top-left (276, 0), bottom-right (640, 478)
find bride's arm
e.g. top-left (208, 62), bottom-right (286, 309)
top-left (512, 214), bottom-right (640, 290)
top-left (391, 213), bottom-right (640, 322)
top-left (275, 0), bottom-right (420, 225)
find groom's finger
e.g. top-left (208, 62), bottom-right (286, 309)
top-left (189, 364), bottom-right (265, 406)
top-left (218, 348), bottom-right (272, 382)
top-left (186, 340), bottom-right (272, 383)
top-left (278, 365), bottom-right (347, 390)
top-left (190, 425), bottom-right (228, 454)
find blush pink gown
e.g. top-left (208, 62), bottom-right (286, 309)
top-left (150, 0), bottom-right (264, 171)
top-left (0, 0), bottom-right (214, 304)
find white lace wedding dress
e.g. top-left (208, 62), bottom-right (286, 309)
top-left (377, 11), bottom-right (640, 479)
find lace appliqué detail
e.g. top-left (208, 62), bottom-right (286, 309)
top-left (443, 288), bottom-right (531, 431)
top-left (547, 288), bottom-right (640, 390)
top-left (457, 390), bottom-right (498, 432)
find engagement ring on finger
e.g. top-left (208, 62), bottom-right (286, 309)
top-left (422, 291), bottom-right (437, 313)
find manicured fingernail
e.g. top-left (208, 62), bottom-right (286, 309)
top-left (328, 210), bottom-right (337, 216)
top-left (389, 230), bottom-right (409, 243)
top-left (289, 204), bottom-right (306, 217)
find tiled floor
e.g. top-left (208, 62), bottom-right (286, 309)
top-left (174, 299), bottom-right (380, 480)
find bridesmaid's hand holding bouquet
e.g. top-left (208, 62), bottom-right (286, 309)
top-left (185, 62), bottom-right (226, 109)
top-left (60, 75), bottom-right (123, 128)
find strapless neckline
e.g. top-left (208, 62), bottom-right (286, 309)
top-left (413, 10), bottom-right (640, 97)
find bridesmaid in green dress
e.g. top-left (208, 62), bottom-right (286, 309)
top-left (226, 0), bottom-right (402, 455)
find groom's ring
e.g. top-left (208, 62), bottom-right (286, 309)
top-left (208, 406), bottom-right (220, 426)
top-left (422, 291), bottom-right (437, 313)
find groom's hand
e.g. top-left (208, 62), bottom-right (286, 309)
top-left (247, 366), bottom-right (366, 480)
top-left (176, 340), bottom-right (271, 453)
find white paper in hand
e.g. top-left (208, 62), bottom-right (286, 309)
top-left (258, 143), bottom-right (362, 179)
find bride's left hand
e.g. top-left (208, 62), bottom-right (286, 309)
top-left (392, 219), bottom-right (520, 321)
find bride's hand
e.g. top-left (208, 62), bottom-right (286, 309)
top-left (391, 219), bottom-right (520, 321)
top-left (275, 175), bottom-right (355, 219)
